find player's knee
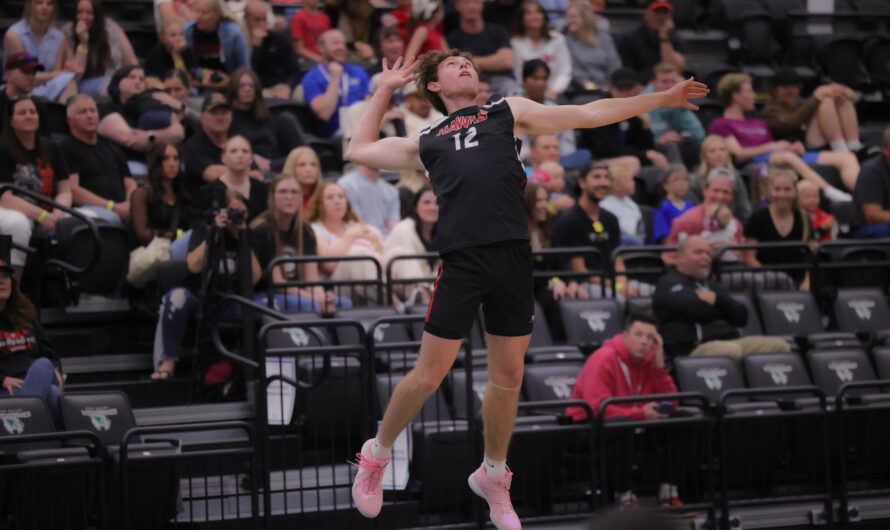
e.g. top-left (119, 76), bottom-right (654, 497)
top-left (490, 363), bottom-right (524, 389)
top-left (410, 366), bottom-right (447, 396)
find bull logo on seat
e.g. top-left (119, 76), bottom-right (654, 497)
top-left (762, 363), bottom-right (792, 385)
top-left (695, 368), bottom-right (727, 391)
top-left (2, 417), bottom-right (24, 435)
top-left (828, 361), bottom-right (857, 383)
top-left (544, 376), bottom-right (576, 399)
top-left (776, 303), bottom-right (804, 323)
top-left (579, 310), bottom-right (610, 333)
top-left (286, 328), bottom-right (310, 347)
top-left (848, 300), bottom-right (874, 321)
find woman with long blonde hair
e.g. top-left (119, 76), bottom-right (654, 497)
top-left (305, 181), bottom-right (383, 302)
top-left (563, 1), bottom-right (621, 92)
top-left (282, 147), bottom-right (321, 211)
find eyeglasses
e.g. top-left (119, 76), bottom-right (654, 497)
top-left (239, 81), bottom-right (256, 88)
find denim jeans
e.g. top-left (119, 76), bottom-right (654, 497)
top-left (12, 357), bottom-right (62, 426)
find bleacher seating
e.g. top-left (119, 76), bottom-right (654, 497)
top-left (4, 0), bottom-right (890, 527)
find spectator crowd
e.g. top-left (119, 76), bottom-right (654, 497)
top-left (2, 0), bottom-right (890, 506)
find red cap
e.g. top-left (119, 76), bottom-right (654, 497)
top-left (648, 0), bottom-right (674, 11)
top-left (4, 51), bottom-right (44, 73)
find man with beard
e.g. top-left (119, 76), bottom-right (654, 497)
top-left (552, 162), bottom-right (639, 297)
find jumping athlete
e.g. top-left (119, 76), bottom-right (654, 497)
top-left (346, 50), bottom-right (708, 529)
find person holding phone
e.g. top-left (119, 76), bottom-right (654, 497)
top-left (566, 312), bottom-right (687, 509)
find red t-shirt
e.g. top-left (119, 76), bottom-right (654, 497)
top-left (809, 209), bottom-right (835, 242)
top-left (290, 9), bottom-right (331, 54)
top-left (414, 22), bottom-right (444, 56)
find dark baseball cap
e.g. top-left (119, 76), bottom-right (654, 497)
top-left (4, 52), bottom-right (44, 73)
top-left (202, 92), bottom-right (230, 112)
top-left (611, 68), bottom-right (640, 88)
top-left (648, 0), bottom-right (674, 11)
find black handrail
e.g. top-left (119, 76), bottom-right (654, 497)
top-left (209, 293), bottom-right (303, 370)
top-left (264, 254), bottom-right (384, 306)
top-left (384, 251), bottom-right (440, 303)
top-left (119, 421), bottom-right (259, 530)
top-left (0, 184), bottom-right (102, 310)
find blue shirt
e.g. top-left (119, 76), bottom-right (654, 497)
top-left (4, 20), bottom-right (65, 72)
top-left (302, 63), bottom-right (369, 139)
top-left (652, 198), bottom-right (694, 244)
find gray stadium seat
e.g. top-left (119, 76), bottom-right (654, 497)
top-left (558, 299), bottom-right (623, 351)
top-left (743, 352), bottom-right (821, 408)
top-left (674, 356), bottom-right (777, 413)
top-left (807, 349), bottom-right (887, 402)
top-left (523, 363), bottom-right (582, 402)
top-left (526, 345), bottom-right (585, 364)
top-left (729, 292), bottom-right (763, 335)
top-left (833, 288), bottom-right (890, 338)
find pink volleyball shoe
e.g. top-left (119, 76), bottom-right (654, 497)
top-left (468, 464), bottom-right (522, 530)
top-left (350, 438), bottom-right (390, 518)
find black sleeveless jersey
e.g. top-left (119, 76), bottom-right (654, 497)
top-left (418, 97), bottom-right (529, 254)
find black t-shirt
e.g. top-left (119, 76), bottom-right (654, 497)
top-left (853, 155), bottom-right (890, 226)
top-left (252, 31), bottom-right (300, 88)
top-left (194, 28), bottom-right (225, 71)
top-left (617, 22), bottom-right (685, 77)
top-left (230, 108), bottom-right (276, 160)
top-left (418, 98), bottom-right (528, 254)
top-left (445, 24), bottom-right (514, 78)
top-left (100, 91), bottom-right (173, 129)
top-left (61, 135), bottom-right (130, 202)
top-left (198, 179), bottom-right (269, 225)
top-left (251, 220), bottom-right (317, 290)
top-left (183, 129), bottom-right (224, 193)
top-left (551, 203), bottom-right (621, 271)
top-left (0, 316), bottom-right (58, 383)
top-left (143, 42), bottom-right (198, 80)
top-left (743, 207), bottom-right (809, 282)
top-left (579, 112), bottom-right (654, 162)
top-left (0, 138), bottom-right (69, 200)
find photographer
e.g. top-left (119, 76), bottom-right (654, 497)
top-left (197, 135), bottom-right (268, 224)
top-left (150, 189), bottom-right (261, 380)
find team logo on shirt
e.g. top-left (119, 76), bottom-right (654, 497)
top-left (435, 109), bottom-right (488, 136)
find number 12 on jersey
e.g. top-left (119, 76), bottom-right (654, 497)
top-left (453, 127), bottom-right (479, 151)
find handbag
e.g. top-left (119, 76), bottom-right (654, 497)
top-left (126, 204), bottom-right (180, 288)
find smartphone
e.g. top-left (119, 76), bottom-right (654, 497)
top-left (655, 401), bottom-right (674, 414)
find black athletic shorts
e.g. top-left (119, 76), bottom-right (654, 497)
top-left (424, 239), bottom-right (534, 340)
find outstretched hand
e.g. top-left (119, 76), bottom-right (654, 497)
top-left (377, 56), bottom-right (420, 94)
top-left (664, 77), bottom-right (710, 110)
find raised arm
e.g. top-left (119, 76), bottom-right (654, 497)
top-left (508, 77), bottom-right (708, 136)
top-left (344, 57), bottom-right (424, 171)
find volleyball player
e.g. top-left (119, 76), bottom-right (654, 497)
top-left (346, 51), bottom-right (708, 529)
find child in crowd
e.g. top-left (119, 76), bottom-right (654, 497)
top-left (700, 204), bottom-right (739, 261)
top-left (529, 160), bottom-right (573, 212)
top-left (798, 180), bottom-right (836, 242)
top-left (599, 164), bottom-right (644, 245)
top-left (652, 166), bottom-right (694, 244)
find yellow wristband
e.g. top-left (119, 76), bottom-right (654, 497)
top-left (37, 210), bottom-right (48, 223)
top-left (615, 282), bottom-right (624, 293)
top-left (76, 44), bottom-right (87, 53)
top-left (176, 228), bottom-right (184, 240)
top-left (174, 59), bottom-right (185, 69)
top-left (107, 200), bottom-right (115, 211)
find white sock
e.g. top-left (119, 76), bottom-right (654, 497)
top-left (371, 437), bottom-right (392, 459)
top-left (824, 186), bottom-right (853, 204)
top-left (483, 456), bottom-right (507, 479)
top-left (659, 483), bottom-right (671, 500)
top-left (830, 139), bottom-right (850, 152)
top-left (848, 139), bottom-right (863, 151)
top-left (618, 490), bottom-right (633, 502)
top-left (671, 484), bottom-right (679, 498)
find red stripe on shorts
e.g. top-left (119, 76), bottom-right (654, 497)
top-left (425, 263), bottom-right (444, 322)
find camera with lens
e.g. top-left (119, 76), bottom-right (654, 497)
top-left (227, 207), bottom-right (245, 226)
